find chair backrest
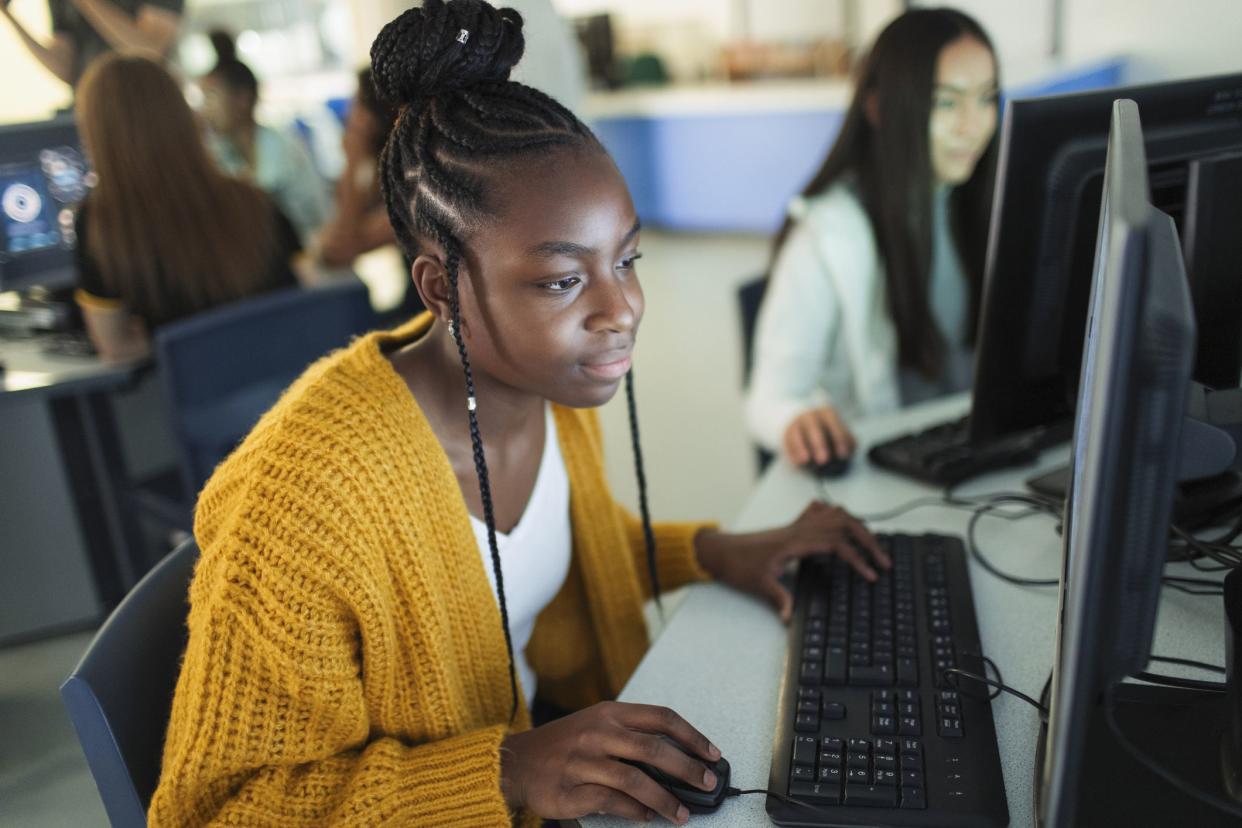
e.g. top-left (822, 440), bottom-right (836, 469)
top-left (736, 274), bottom-right (775, 473)
top-left (60, 538), bottom-right (200, 828)
top-left (154, 281), bottom-right (377, 495)
top-left (737, 273), bottom-right (768, 388)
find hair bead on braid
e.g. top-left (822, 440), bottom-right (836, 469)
top-left (372, 0), bottom-right (662, 722)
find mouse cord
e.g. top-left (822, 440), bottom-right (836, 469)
top-left (725, 788), bottom-right (819, 811)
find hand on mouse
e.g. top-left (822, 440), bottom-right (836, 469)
top-left (782, 405), bottom-right (855, 466)
top-left (695, 500), bottom-right (890, 623)
top-left (499, 701), bottom-right (720, 824)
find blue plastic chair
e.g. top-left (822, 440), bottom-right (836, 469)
top-left (154, 280), bottom-right (377, 503)
top-left (60, 538), bottom-right (200, 828)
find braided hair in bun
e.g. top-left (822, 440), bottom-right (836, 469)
top-left (372, 0), bottom-right (662, 723)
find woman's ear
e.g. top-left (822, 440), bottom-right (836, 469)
top-left (410, 252), bottom-right (453, 323)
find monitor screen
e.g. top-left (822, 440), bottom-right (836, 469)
top-left (1038, 99), bottom-right (1197, 827)
top-left (0, 116), bottom-right (93, 293)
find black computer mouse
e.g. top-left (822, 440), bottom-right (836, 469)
top-left (804, 443), bottom-right (852, 479)
top-left (621, 739), bottom-right (731, 814)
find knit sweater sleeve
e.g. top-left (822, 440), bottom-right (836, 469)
top-left (148, 497), bottom-right (515, 826)
top-left (620, 508), bottom-right (715, 596)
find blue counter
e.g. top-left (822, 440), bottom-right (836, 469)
top-left (589, 57), bottom-right (1127, 233)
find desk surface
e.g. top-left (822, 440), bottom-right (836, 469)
top-left (581, 394), bottom-right (1227, 828)
top-left (0, 334), bottom-right (144, 399)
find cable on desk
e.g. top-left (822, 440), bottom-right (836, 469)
top-left (727, 787), bottom-right (819, 811)
top-left (1104, 682), bottom-right (1242, 819)
top-left (942, 666), bottom-right (1049, 722)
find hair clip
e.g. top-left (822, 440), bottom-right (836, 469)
top-left (456, 29), bottom-right (470, 45)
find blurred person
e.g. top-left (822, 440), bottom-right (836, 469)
top-left (316, 68), bottom-right (399, 269)
top-left (746, 7), bottom-right (1000, 468)
top-left (72, 53), bottom-right (308, 361)
top-left (1, 0), bottom-right (183, 88)
top-left (199, 31), bottom-right (330, 240)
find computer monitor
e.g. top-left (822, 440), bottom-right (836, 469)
top-left (970, 73), bottom-right (1242, 444)
top-left (0, 115), bottom-right (93, 294)
top-left (1037, 99), bottom-right (1198, 826)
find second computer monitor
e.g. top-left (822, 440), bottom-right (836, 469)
top-left (1037, 99), bottom-right (1197, 827)
top-left (970, 72), bottom-right (1242, 443)
top-left (0, 115), bottom-right (93, 294)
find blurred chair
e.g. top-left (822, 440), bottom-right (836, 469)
top-left (156, 280), bottom-right (377, 500)
top-left (130, 281), bottom-right (377, 534)
top-left (60, 537), bottom-right (200, 828)
top-left (737, 273), bottom-right (774, 473)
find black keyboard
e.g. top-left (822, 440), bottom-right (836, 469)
top-left (766, 533), bottom-right (1008, 827)
top-left (867, 415), bottom-right (1052, 487)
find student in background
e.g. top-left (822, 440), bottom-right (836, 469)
top-left (72, 54), bottom-right (305, 361)
top-left (315, 68), bottom-right (399, 269)
top-left (1, 0), bottom-right (183, 88)
top-left (147, 2), bottom-right (888, 825)
top-left (199, 32), bottom-right (330, 240)
top-left (746, 8), bottom-right (999, 468)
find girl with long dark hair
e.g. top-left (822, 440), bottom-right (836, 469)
top-left (746, 8), bottom-right (1000, 468)
top-left (148, 2), bottom-right (887, 825)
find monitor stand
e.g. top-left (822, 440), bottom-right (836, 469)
top-left (1033, 683), bottom-right (1235, 827)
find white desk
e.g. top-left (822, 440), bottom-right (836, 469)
top-left (581, 395), bottom-right (1227, 827)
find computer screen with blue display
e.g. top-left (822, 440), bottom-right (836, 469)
top-left (0, 115), bottom-right (93, 294)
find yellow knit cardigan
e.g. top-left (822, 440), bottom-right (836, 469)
top-left (148, 314), bottom-right (713, 826)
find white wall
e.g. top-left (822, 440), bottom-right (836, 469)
top-left (0, 0), bottom-right (73, 124)
top-left (1062, 0), bottom-right (1242, 83)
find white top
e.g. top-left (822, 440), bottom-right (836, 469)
top-left (745, 182), bottom-right (901, 452)
top-left (469, 404), bottom-right (571, 707)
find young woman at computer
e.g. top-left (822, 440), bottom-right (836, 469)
top-left (72, 54), bottom-right (307, 361)
top-left (146, 2), bottom-right (888, 825)
top-left (746, 8), bottom-right (1000, 468)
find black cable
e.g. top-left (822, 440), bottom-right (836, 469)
top-left (727, 787), bottom-right (818, 811)
top-left (942, 666), bottom-right (1049, 722)
top-left (1103, 683), bottom-right (1242, 819)
top-left (965, 501), bottom-right (1060, 587)
top-left (1132, 671), bottom-right (1227, 692)
top-left (1148, 654), bottom-right (1226, 674)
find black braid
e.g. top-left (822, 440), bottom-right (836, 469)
top-left (371, 0), bottom-right (661, 720)
top-left (443, 241), bottom-right (520, 721)
top-left (625, 371), bottom-right (662, 615)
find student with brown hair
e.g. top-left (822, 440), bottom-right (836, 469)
top-left (72, 53), bottom-right (305, 361)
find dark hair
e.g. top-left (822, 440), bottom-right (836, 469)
top-left (371, 0), bottom-right (660, 720)
top-left (206, 28), bottom-right (259, 104)
top-left (355, 68), bottom-right (399, 155)
top-left (770, 7), bottom-right (999, 378)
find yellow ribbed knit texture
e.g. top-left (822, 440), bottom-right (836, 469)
top-left (148, 313), bottom-right (714, 826)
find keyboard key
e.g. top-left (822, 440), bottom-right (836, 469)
top-left (819, 750), bottom-right (843, 768)
top-left (845, 783), bottom-right (899, 807)
top-left (790, 781), bottom-right (842, 804)
top-left (791, 765), bottom-right (815, 783)
top-left (872, 701), bottom-right (894, 717)
top-left (871, 716), bottom-right (896, 735)
top-left (899, 716), bottom-right (921, 736)
top-left (800, 660), bottom-right (823, 685)
top-left (897, 658), bottom-right (919, 686)
top-left (821, 736), bottom-right (844, 752)
top-left (792, 736), bottom-right (817, 767)
top-left (847, 738), bottom-right (871, 752)
top-left (846, 767), bottom-right (871, 784)
top-left (902, 769), bottom-right (922, 787)
top-left (940, 702), bottom-right (961, 719)
top-left (874, 737), bottom-right (897, 753)
top-left (798, 686), bottom-right (822, 701)
top-left (823, 701), bottom-right (846, 720)
top-left (847, 752), bottom-right (869, 770)
top-left (939, 717), bottom-right (964, 738)
top-left (900, 786), bottom-right (927, 809)
top-left (874, 769), bottom-right (898, 786)
top-left (818, 766), bottom-right (843, 786)
top-left (825, 648), bottom-right (848, 684)
top-left (850, 663), bottom-right (893, 686)
top-left (797, 699), bottom-right (818, 715)
top-left (874, 754), bottom-right (896, 772)
top-left (795, 713), bottom-right (819, 733)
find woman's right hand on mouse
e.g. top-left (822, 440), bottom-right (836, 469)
top-left (783, 405), bottom-right (856, 466)
top-left (500, 701), bottom-right (720, 825)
